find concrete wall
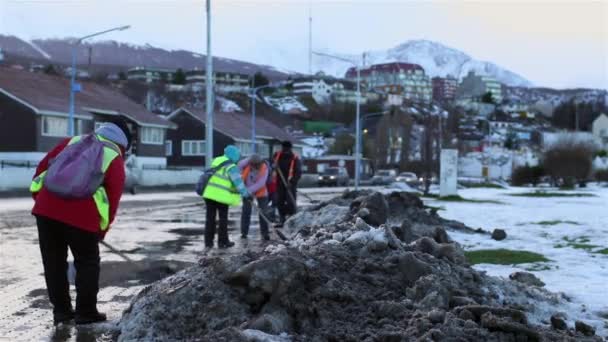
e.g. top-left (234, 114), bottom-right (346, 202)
top-left (0, 166), bottom-right (36, 191)
top-left (458, 152), bottom-right (513, 180)
top-left (138, 169), bottom-right (200, 187)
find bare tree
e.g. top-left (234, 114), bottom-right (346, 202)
top-left (543, 134), bottom-right (596, 188)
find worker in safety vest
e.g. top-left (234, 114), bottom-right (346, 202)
top-left (272, 140), bottom-right (302, 226)
top-left (238, 154), bottom-right (270, 240)
top-left (30, 121), bottom-right (130, 326)
top-left (202, 145), bottom-right (250, 248)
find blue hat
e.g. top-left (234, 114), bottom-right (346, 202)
top-left (224, 145), bottom-right (241, 162)
top-left (95, 123), bottom-right (129, 149)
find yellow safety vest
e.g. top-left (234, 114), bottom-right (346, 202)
top-left (30, 135), bottom-right (121, 231)
top-left (202, 155), bottom-right (241, 206)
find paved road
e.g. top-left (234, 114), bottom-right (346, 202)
top-left (0, 187), bottom-right (360, 341)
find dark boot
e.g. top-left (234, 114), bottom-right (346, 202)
top-left (53, 309), bottom-right (75, 326)
top-left (75, 311), bottom-right (107, 325)
top-left (218, 241), bottom-right (235, 249)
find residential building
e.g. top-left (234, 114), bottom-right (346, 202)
top-left (345, 62), bottom-right (432, 104)
top-left (185, 69), bottom-right (249, 93)
top-left (457, 71), bottom-right (503, 103)
top-left (165, 107), bottom-right (297, 167)
top-left (127, 67), bottom-right (175, 83)
top-left (592, 113), bottom-right (608, 150)
top-left (291, 75), bottom-right (379, 105)
top-left (432, 76), bottom-right (458, 102)
top-left (0, 67), bottom-right (173, 167)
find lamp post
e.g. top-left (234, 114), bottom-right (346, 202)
top-left (312, 51), bottom-right (362, 189)
top-left (205, 0), bottom-right (214, 168)
top-left (68, 25), bottom-right (130, 136)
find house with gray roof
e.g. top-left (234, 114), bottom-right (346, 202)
top-left (0, 67), bottom-right (173, 167)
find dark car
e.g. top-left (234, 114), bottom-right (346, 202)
top-left (318, 167), bottom-right (350, 186)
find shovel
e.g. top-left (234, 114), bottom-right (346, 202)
top-left (275, 167), bottom-right (319, 205)
top-left (248, 198), bottom-right (288, 241)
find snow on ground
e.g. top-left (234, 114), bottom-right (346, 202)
top-left (424, 185), bottom-right (608, 335)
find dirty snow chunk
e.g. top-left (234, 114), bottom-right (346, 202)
top-left (242, 329), bottom-right (292, 342)
top-left (509, 272), bottom-right (545, 287)
top-left (284, 204), bottom-right (349, 234)
top-left (344, 227), bottom-right (388, 250)
top-left (265, 244), bottom-right (287, 254)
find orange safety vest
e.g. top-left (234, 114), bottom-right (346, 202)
top-left (273, 151), bottom-right (298, 180)
top-left (242, 162), bottom-right (269, 198)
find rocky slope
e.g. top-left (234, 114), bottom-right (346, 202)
top-left (116, 191), bottom-right (601, 341)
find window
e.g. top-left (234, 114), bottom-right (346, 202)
top-left (182, 140), bottom-right (206, 156)
top-left (42, 116), bottom-right (68, 137)
top-left (165, 140), bottom-right (173, 156)
top-left (141, 127), bottom-right (165, 145)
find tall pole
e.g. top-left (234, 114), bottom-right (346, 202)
top-left (66, 25), bottom-right (130, 137)
top-left (68, 46), bottom-right (77, 136)
top-left (355, 65), bottom-right (361, 189)
top-left (308, 3), bottom-right (312, 75)
top-left (205, 0), bottom-right (214, 168)
top-left (251, 88), bottom-right (256, 152)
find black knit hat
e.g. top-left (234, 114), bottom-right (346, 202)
top-left (281, 140), bottom-right (292, 149)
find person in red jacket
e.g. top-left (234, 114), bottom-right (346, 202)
top-left (31, 120), bottom-right (130, 325)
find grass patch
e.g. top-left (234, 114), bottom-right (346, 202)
top-left (465, 249), bottom-right (550, 265)
top-left (508, 191), bottom-right (595, 198)
top-left (560, 236), bottom-right (604, 252)
top-left (436, 195), bottom-right (504, 204)
top-left (570, 243), bottom-right (600, 250)
top-left (533, 220), bottom-right (581, 226)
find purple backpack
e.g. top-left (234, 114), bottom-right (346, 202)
top-left (45, 134), bottom-right (118, 199)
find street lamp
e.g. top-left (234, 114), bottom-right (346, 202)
top-left (250, 81), bottom-right (287, 153)
top-left (312, 51), bottom-right (362, 189)
top-left (68, 25), bottom-right (130, 136)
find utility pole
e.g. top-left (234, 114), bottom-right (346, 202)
top-left (205, 0), bottom-right (214, 168)
top-left (308, 2), bottom-right (312, 75)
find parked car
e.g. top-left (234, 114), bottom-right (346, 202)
top-left (396, 172), bottom-right (419, 186)
top-left (318, 167), bottom-right (350, 186)
top-left (371, 169), bottom-right (397, 185)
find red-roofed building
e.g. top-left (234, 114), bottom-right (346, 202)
top-left (432, 76), bottom-right (458, 102)
top-left (345, 62), bottom-right (432, 103)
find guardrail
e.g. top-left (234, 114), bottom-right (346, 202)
top-left (0, 160), bottom-right (39, 169)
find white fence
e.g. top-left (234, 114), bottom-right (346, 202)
top-left (0, 165), bottom-right (201, 191)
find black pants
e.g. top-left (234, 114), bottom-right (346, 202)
top-left (36, 216), bottom-right (100, 316)
top-left (277, 184), bottom-right (297, 223)
top-left (204, 199), bottom-right (229, 246)
top-left (241, 196), bottom-right (269, 238)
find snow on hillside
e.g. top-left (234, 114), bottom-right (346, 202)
top-left (264, 96), bottom-right (308, 114)
top-left (217, 96), bottom-right (243, 113)
top-left (313, 40), bottom-right (533, 87)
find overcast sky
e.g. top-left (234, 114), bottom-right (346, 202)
top-left (1, 0), bottom-right (606, 89)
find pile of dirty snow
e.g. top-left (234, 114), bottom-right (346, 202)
top-left (116, 191), bottom-right (602, 341)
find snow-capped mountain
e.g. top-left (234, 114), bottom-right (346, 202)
top-left (313, 40), bottom-right (533, 87)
